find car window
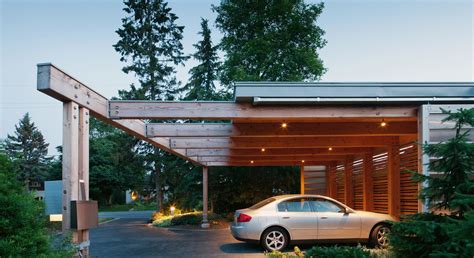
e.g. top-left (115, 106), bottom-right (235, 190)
top-left (249, 197), bottom-right (276, 209)
top-left (309, 199), bottom-right (343, 213)
top-left (277, 198), bottom-right (312, 212)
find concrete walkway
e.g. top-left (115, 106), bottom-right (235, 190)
top-left (90, 217), bottom-right (263, 257)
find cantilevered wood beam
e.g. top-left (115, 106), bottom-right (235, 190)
top-left (196, 155), bottom-right (346, 162)
top-left (184, 147), bottom-right (373, 157)
top-left (110, 101), bottom-right (418, 121)
top-left (36, 63), bottom-right (202, 166)
top-left (168, 136), bottom-right (398, 149)
top-left (146, 122), bottom-right (417, 137)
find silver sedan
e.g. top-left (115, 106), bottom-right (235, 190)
top-left (230, 194), bottom-right (395, 251)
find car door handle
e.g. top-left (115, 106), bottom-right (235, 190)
top-left (282, 216), bottom-right (290, 219)
top-left (320, 216), bottom-right (328, 219)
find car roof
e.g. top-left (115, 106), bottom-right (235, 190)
top-left (272, 194), bottom-right (329, 200)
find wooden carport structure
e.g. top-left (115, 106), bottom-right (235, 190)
top-left (37, 63), bottom-right (474, 255)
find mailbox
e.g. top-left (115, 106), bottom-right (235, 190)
top-left (70, 200), bottom-right (98, 230)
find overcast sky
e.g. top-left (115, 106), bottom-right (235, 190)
top-left (1, 0), bottom-right (473, 156)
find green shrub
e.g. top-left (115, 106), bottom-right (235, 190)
top-left (304, 246), bottom-right (370, 258)
top-left (170, 212), bottom-right (221, 226)
top-left (389, 108), bottom-right (474, 258)
top-left (265, 246), bottom-right (304, 258)
top-left (0, 154), bottom-right (50, 256)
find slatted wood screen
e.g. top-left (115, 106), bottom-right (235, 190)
top-left (303, 166), bottom-right (327, 195)
top-left (335, 165), bottom-right (345, 203)
top-left (352, 159), bottom-right (364, 210)
top-left (399, 143), bottom-right (419, 214)
top-left (372, 152), bottom-right (388, 214)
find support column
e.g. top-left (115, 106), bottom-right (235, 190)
top-left (362, 152), bottom-right (374, 211)
top-left (388, 141), bottom-right (401, 218)
top-left (326, 162), bottom-right (337, 198)
top-left (62, 102), bottom-right (79, 239)
top-left (344, 158), bottom-right (354, 208)
top-left (201, 167), bottom-right (210, 228)
top-left (418, 105), bottom-right (430, 212)
top-left (78, 107), bottom-right (90, 256)
top-left (300, 166), bottom-right (305, 194)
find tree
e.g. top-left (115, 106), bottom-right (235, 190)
top-left (5, 113), bottom-right (52, 191)
top-left (214, 0), bottom-right (326, 84)
top-left (114, 0), bottom-right (188, 101)
top-left (0, 153), bottom-right (50, 256)
top-left (89, 118), bottom-right (146, 206)
top-left (114, 0), bottom-right (188, 212)
top-left (389, 108), bottom-right (474, 257)
top-left (182, 18), bottom-right (222, 101)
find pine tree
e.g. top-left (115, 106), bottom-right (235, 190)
top-left (5, 113), bottom-right (52, 191)
top-left (114, 0), bottom-right (188, 101)
top-left (114, 0), bottom-right (188, 212)
top-left (182, 18), bottom-right (222, 101)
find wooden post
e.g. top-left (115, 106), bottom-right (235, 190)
top-left (326, 162), bottom-right (337, 198)
top-left (62, 102), bottom-right (79, 240)
top-left (362, 152), bottom-right (374, 211)
top-left (344, 158), bottom-right (354, 208)
top-left (388, 142), bottom-right (401, 218)
top-left (78, 107), bottom-right (90, 256)
top-left (300, 166), bottom-right (305, 194)
top-left (201, 167), bottom-right (210, 228)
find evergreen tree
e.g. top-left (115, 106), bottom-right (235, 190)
top-left (214, 0), bottom-right (326, 84)
top-left (5, 113), bottom-right (52, 191)
top-left (182, 18), bottom-right (222, 101)
top-left (389, 108), bottom-right (474, 257)
top-left (114, 0), bottom-right (188, 212)
top-left (114, 0), bottom-right (188, 100)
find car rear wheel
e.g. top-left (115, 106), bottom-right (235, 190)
top-left (261, 227), bottom-right (289, 252)
top-left (370, 224), bottom-right (390, 248)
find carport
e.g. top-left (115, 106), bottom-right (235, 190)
top-left (36, 63), bottom-right (474, 255)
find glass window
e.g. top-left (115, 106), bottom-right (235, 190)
top-left (277, 198), bottom-right (312, 212)
top-left (249, 197), bottom-right (276, 209)
top-left (309, 199), bottom-right (343, 213)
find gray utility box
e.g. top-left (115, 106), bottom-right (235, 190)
top-left (70, 200), bottom-right (98, 230)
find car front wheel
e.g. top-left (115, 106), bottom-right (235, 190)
top-left (370, 224), bottom-right (391, 248)
top-left (261, 227), bottom-right (289, 252)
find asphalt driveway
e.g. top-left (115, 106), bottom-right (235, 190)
top-left (90, 216), bottom-right (263, 257)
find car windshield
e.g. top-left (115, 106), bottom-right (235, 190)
top-left (249, 197), bottom-right (276, 209)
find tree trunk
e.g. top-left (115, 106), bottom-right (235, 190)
top-left (155, 166), bottom-right (163, 213)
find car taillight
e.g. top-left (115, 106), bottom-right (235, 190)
top-left (237, 213), bottom-right (252, 223)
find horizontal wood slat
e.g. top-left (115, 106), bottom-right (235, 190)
top-left (146, 122), bottom-right (417, 137)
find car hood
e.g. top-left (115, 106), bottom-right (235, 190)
top-left (354, 210), bottom-right (397, 221)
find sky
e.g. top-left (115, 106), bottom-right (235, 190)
top-left (1, 0), bottom-right (473, 156)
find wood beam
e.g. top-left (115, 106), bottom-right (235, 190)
top-left (36, 63), bottom-right (202, 166)
top-left (146, 122), bottom-right (417, 137)
top-left (196, 155), bottom-right (346, 162)
top-left (169, 136), bottom-right (398, 149)
top-left (388, 142), bottom-right (401, 218)
top-left (62, 102), bottom-right (79, 240)
top-left (78, 107), bottom-right (90, 256)
top-left (344, 158), bottom-right (354, 208)
top-left (203, 161), bottom-right (331, 167)
top-left (110, 101), bottom-right (418, 121)
top-left (184, 147), bottom-right (373, 157)
top-left (362, 152), bottom-right (374, 211)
